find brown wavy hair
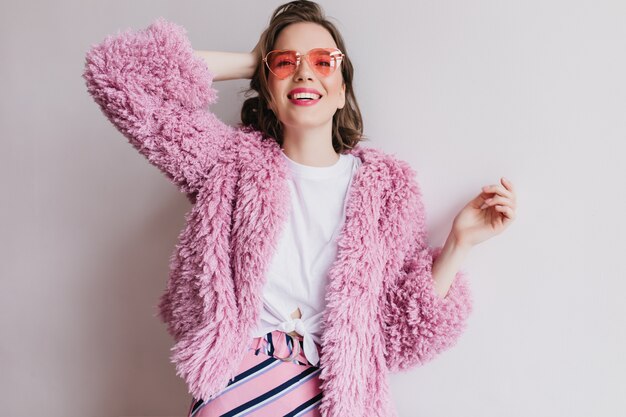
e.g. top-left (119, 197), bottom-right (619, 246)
top-left (239, 0), bottom-right (367, 152)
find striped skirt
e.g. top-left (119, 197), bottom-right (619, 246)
top-left (187, 330), bottom-right (323, 417)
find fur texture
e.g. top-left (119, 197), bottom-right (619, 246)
top-left (83, 17), bottom-right (474, 417)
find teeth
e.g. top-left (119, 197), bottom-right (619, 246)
top-left (290, 92), bottom-right (321, 100)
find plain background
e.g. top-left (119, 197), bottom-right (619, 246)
top-left (1, 0), bottom-right (625, 416)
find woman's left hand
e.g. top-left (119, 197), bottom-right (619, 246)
top-left (451, 177), bottom-right (517, 248)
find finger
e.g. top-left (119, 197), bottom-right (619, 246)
top-left (501, 177), bottom-right (515, 193)
top-left (482, 195), bottom-right (516, 210)
top-left (481, 183), bottom-right (511, 197)
top-left (472, 191), bottom-right (491, 206)
top-left (495, 204), bottom-right (515, 221)
top-left (482, 183), bottom-right (514, 202)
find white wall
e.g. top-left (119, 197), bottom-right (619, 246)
top-left (1, 0), bottom-right (625, 416)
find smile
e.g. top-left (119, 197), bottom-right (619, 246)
top-left (289, 97), bottom-right (322, 106)
top-left (287, 88), bottom-right (323, 106)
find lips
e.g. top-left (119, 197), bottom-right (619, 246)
top-left (289, 96), bottom-right (321, 106)
top-left (287, 87), bottom-right (323, 100)
top-left (287, 88), bottom-right (322, 106)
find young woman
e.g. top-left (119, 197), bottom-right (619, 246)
top-left (83, 1), bottom-right (517, 416)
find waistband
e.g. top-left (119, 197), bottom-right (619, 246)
top-left (250, 330), bottom-right (318, 368)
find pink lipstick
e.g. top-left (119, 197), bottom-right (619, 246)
top-left (288, 88), bottom-right (322, 106)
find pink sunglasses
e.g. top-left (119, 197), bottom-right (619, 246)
top-left (263, 48), bottom-right (345, 79)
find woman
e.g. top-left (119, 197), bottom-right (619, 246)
top-left (83, 1), bottom-right (517, 416)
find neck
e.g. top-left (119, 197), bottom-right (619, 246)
top-left (281, 121), bottom-right (339, 167)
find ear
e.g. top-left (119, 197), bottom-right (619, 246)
top-left (338, 82), bottom-right (346, 109)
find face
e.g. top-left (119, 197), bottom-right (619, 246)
top-left (267, 22), bottom-right (346, 131)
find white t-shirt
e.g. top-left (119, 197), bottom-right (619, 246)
top-left (250, 150), bottom-right (362, 366)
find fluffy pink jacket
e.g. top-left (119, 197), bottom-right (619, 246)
top-left (83, 17), bottom-right (473, 417)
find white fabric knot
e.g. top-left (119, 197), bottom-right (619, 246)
top-left (277, 318), bottom-right (320, 366)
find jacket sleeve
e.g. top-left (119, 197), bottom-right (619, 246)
top-left (82, 17), bottom-right (235, 198)
top-left (382, 164), bottom-right (473, 373)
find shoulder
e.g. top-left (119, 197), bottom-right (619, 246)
top-left (356, 147), bottom-right (426, 238)
top-left (350, 145), bottom-right (421, 196)
top-left (216, 126), bottom-right (282, 167)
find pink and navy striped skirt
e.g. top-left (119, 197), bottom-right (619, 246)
top-left (187, 330), bottom-right (323, 417)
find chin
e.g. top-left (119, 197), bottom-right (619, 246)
top-left (282, 112), bottom-right (334, 126)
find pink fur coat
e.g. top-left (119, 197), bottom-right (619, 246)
top-left (83, 17), bottom-right (473, 417)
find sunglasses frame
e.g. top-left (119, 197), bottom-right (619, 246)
top-left (263, 48), bottom-right (345, 79)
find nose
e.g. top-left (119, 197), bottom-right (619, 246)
top-left (293, 56), bottom-right (314, 81)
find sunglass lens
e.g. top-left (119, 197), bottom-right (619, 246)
top-left (267, 51), bottom-right (297, 78)
top-left (309, 49), bottom-right (341, 77)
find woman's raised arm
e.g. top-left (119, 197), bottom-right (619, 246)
top-left (82, 18), bottom-right (247, 199)
top-left (193, 50), bottom-right (257, 81)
